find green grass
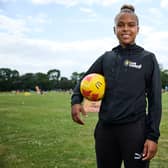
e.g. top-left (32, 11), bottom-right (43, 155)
top-left (0, 91), bottom-right (167, 168)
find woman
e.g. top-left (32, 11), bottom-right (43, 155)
top-left (71, 4), bottom-right (162, 168)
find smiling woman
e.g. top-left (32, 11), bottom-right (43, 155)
top-left (71, 4), bottom-right (162, 168)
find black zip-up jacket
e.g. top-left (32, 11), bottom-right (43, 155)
top-left (71, 44), bottom-right (162, 142)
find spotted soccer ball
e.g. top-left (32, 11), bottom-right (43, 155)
top-left (80, 73), bottom-right (105, 101)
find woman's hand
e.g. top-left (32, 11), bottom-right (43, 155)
top-left (142, 139), bottom-right (158, 160)
top-left (71, 104), bottom-right (87, 125)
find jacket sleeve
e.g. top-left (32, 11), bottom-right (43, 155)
top-left (71, 54), bottom-right (104, 106)
top-left (145, 54), bottom-right (162, 143)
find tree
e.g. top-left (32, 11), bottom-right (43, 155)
top-left (11, 70), bottom-right (20, 90)
top-left (19, 73), bottom-right (36, 90)
top-left (47, 69), bottom-right (61, 90)
top-left (0, 68), bottom-right (17, 91)
top-left (59, 77), bottom-right (74, 90)
top-left (47, 69), bottom-right (60, 81)
top-left (34, 72), bottom-right (49, 90)
top-left (161, 69), bottom-right (168, 89)
top-left (11, 70), bottom-right (19, 79)
top-left (70, 72), bottom-right (85, 85)
top-left (0, 68), bottom-right (12, 81)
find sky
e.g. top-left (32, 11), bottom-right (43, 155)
top-left (0, 0), bottom-right (168, 78)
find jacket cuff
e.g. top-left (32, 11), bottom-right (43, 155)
top-left (71, 95), bottom-right (83, 106)
top-left (146, 134), bottom-right (159, 144)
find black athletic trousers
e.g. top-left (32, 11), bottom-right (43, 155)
top-left (94, 117), bottom-right (150, 168)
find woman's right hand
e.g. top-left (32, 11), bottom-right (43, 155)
top-left (71, 104), bottom-right (87, 125)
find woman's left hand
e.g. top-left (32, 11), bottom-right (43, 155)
top-left (142, 139), bottom-right (158, 160)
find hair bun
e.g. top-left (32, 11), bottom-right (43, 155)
top-left (120, 4), bottom-right (135, 13)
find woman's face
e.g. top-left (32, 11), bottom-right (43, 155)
top-left (114, 13), bottom-right (139, 47)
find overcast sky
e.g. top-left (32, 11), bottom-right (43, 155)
top-left (0, 0), bottom-right (168, 78)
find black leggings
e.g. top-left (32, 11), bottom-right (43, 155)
top-left (94, 117), bottom-right (149, 168)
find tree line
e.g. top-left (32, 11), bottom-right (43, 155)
top-left (0, 67), bottom-right (168, 91)
top-left (0, 68), bottom-right (84, 91)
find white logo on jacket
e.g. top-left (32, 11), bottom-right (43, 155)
top-left (124, 60), bottom-right (142, 69)
top-left (134, 153), bottom-right (142, 160)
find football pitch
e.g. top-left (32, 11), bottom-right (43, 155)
top-left (0, 91), bottom-right (167, 168)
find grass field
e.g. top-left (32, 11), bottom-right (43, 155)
top-left (0, 91), bottom-right (167, 168)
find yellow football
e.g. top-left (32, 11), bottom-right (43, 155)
top-left (80, 73), bottom-right (105, 101)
